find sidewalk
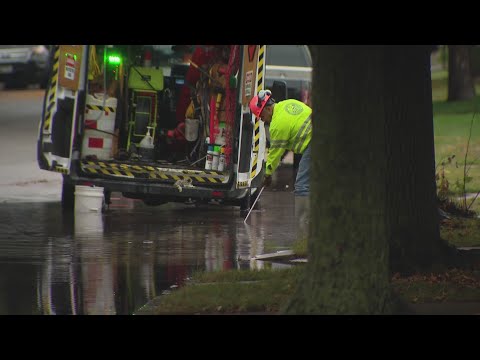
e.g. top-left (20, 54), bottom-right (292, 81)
top-left (408, 302), bottom-right (480, 315)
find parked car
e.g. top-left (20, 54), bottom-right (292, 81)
top-left (0, 45), bottom-right (50, 89)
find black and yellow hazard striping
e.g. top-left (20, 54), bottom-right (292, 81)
top-left (253, 118), bottom-right (261, 150)
top-left (250, 120), bottom-right (261, 178)
top-left (43, 45), bottom-right (60, 133)
top-left (86, 104), bottom-right (116, 113)
top-left (257, 45), bottom-right (265, 96)
top-left (250, 152), bottom-right (259, 179)
top-left (80, 160), bottom-right (230, 185)
top-left (54, 166), bottom-right (68, 174)
top-left (251, 45), bottom-right (265, 179)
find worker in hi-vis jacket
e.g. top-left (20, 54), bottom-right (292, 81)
top-left (249, 90), bottom-right (312, 241)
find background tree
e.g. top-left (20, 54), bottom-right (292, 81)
top-left (284, 45), bottom-right (453, 315)
top-left (448, 45), bottom-right (475, 101)
top-left (385, 46), bottom-right (453, 274)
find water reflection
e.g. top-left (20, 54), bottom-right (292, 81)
top-left (75, 213), bottom-right (116, 315)
top-left (0, 192), bottom-right (295, 315)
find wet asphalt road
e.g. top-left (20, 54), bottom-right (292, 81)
top-left (0, 87), bottom-right (298, 315)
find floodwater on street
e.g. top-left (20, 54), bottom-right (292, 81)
top-left (0, 189), bottom-right (296, 315)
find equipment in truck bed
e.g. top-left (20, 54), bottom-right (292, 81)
top-left (126, 66), bottom-right (164, 152)
top-left (37, 45), bottom-right (268, 214)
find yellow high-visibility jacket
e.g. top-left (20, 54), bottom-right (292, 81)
top-left (266, 99), bottom-right (312, 176)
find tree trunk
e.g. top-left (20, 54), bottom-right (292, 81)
top-left (284, 45), bottom-right (452, 315)
top-left (448, 45), bottom-right (475, 101)
top-left (385, 46), bottom-right (453, 274)
top-left (284, 46), bottom-right (393, 314)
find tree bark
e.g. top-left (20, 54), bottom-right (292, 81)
top-left (448, 45), bottom-right (475, 101)
top-left (384, 46), bottom-right (453, 274)
top-left (284, 46), bottom-right (393, 314)
top-left (284, 45), bottom-right (451, 315)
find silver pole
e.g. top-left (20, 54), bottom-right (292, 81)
top-left (243, 186), bottom-right (265, 223)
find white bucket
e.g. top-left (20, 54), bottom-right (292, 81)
top-left (82, 95), bottom-right (117, 160)
top-left (74, 185), bottom-right (104, 213)
top-left (185, 118), bottom-right (199, 142)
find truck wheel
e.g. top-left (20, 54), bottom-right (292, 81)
top-left (103, 189), bottom-right (111, 212)
top-left (239, 191), bottom-right (251, 216)
top-left (143, 199), bottom-right (168, 206)
top-left (61, 177), bottom-right (75, 211)
top-left (250, 188), bottom-right (261, 210)
top-left (39, 77), bottom-right (48, 89)
top-left (240, 188), bottom-right (262, 216)
top-left (5, 78), bottom-right (28, 89)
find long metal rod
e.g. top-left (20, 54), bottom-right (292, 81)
top-left (189, 60), bottom-right (224, 88)
top-left (243, 186), bottom-right (265, 223)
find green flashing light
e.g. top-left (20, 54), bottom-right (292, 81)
top-left (64, 53), bottom-right (77, 61)
top-left (108, 55), bottom-right (122, 65)
top-left (64, 53), bottom-right (77, 63)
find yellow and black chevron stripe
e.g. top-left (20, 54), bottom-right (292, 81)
top-left (86, 104), bottom-right (116, 113)
top-left (250, 121), bottom-right (260, 178)
top-left (80, 160), bottom-right (230, 185)
top-left (250, 45), bottom-right (265, 179)
top-left (43, 45), bottom-right (60, 132)
top-left (54, 166), bottom-right (68, 174)
top-left (256, 45), bottom-right (265, 99)
top-left (250, 153), bottom-right (259, 179)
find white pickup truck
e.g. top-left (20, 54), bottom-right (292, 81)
top-left (265, 45), bottom-right (312, 104)
top-left (264, 45), bottom-right (312, 171)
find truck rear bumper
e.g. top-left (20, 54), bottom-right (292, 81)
top-left (66, 173), bottom-right (249, 202)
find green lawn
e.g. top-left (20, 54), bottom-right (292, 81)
top-left (432, 69), bottom-right (480, 213)
top-left (146, 265), bottom-right (480, 314)
top-left (149, 268), bottom-right (301, 314)
top-left (441, 217), bottom-right (480, 247)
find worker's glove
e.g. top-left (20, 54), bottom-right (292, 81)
top-left (263, 175), bottom-right (272, 187)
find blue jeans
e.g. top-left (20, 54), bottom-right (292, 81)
top-left (294, 144), bottom-right (310, 196)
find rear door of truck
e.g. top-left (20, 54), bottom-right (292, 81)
top-left (236, 45), bottom-right (267, 189)
top-left (37, 45), bottom-right (87, 175)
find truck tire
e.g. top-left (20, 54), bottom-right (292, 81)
top-left (39, 76), bottom-right (48, 89)
top-left (61, 177), bottom-right (75, 211)
top-left (240, 192), bottom-right (251, 214)
top-left (103, 189), bottom-right (111, 212)
top-left (5, 78), bottom-right (28, 90)
top-left (239, 188), bottom-right (261, 216)
top-left (143, 199), bottom-right (168, 206)
top-left (251, 188), bottom-right (261, 210)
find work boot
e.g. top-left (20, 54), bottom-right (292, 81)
top-left (295, 195), bottom-right (310, 241)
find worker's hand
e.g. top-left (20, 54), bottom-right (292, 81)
top-left (263, 175), bottom-right (272, 187)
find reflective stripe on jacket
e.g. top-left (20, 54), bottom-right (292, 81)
top-left (266, 99), bottom-right (312, 176)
